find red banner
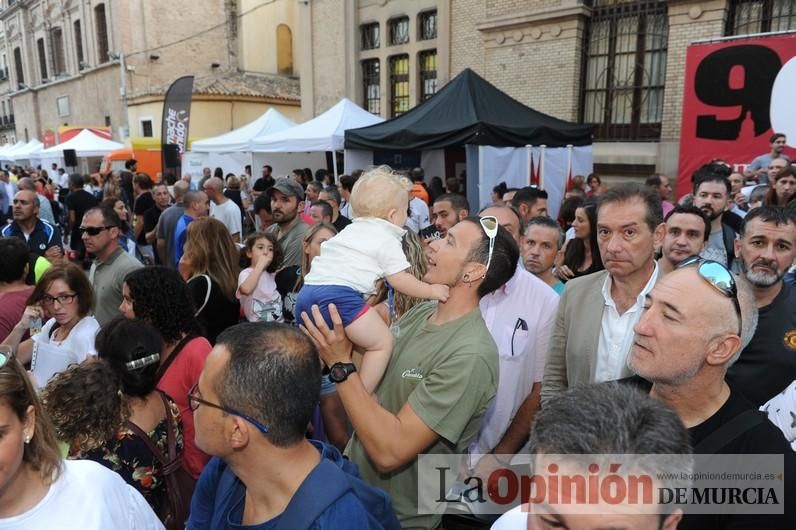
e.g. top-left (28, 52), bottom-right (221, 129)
top-left (677, 33), bottom-right (796, 198)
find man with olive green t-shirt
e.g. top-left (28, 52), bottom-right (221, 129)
top-left (301, 217), bottom-right (519, 529)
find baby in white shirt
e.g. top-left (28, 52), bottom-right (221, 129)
top-left (296, 167), bottom-right (449, 393)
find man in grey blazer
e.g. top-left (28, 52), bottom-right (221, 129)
top-left (541, 183), bottom-right (665, 405)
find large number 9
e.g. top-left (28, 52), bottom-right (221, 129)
top-left (694, 45), bottom-right (781, 140)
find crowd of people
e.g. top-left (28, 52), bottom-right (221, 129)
top-left (0, 134), bottom-right (793, 530)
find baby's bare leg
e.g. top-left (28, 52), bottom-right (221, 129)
top-left (344, 309), bottom-right (393, 394)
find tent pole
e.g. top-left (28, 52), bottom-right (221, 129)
top-left (332, 151), bottom-right (339, 183)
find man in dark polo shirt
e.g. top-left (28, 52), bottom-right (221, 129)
top-left (2, 189), bottom-right (63, 263)
top-left (83, 206), bottom-right (142, 325)
top-left (728, 206), bottom-right (796, 406)
top-left (626, 259), bottom-right (794, 529)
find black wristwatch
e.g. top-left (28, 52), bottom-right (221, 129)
top-left (328, 362), bottom-right (357, 383)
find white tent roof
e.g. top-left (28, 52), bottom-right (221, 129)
top-left (12, 139), bottom-right (44, 160)
top-left (191, 108), bottom-right (296, 152)
top-left (250, 98), bottom-right (383, 153)
top-left (0, 141), bottom-right (27, 161)
top-left (40, 129), bottom-right (124, 157)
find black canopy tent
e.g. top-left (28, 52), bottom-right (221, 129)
top-left (344, 68), bottom-right (592, 151)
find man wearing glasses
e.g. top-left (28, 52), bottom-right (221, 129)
top-left (1, 189), bottom-right (63, 263)
top-left (625, 257), bottom-right (795, 529)
top-left (301, 216), bottom-right (519, 529)
top-left (542, 183), bottom-right (665, 404)
top-left (187, 322), bottom-right (399, 529)
top-left (82, 206), bottom-right (142, 325)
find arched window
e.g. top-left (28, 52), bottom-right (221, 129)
top-left (276, 24), bottom-right (293, 76)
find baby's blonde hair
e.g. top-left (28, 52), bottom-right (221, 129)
top-left (349, 165), bottom-right (412, 219)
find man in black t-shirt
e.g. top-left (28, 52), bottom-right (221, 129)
top-left (626, 260), bottom-right (794, 529)
top-left (65, 174), bottom-right (99, 261)
top-left (728, 206), bottom-right (796, 407)
top-left (252, 165), bottom-right (275, 198)
top-left (132, 173), bottom-right (155, 245)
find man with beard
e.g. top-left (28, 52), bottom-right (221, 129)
top-left (692, 165), bottom-right (737, 268)
top-left (266, 178), bottom-right (308, 268)
top-left (728, 206), bottom-right (796, 406)
top-left (658, 205), bottom-right (710, 274)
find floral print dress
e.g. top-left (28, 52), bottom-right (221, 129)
top-left (69, 396), bottom-right (183, 513)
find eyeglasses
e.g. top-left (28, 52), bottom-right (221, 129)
top-left (677, 255), bottom-right (742, 335)
top-left (79, 226), bottom-right (114, 236)
top-left (480, 216), bottom-right (498, 272)
top-left (187, 384), bottom-right (269, 435)
top-left (41, 293), bottom-right (77, 307)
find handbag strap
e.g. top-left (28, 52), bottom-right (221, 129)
top-left (194, 274), bottom-right (212, 316)
top-left (155, 332), bottom-right (197, 383)
top-left (124, 391), bottom-right (181, 474)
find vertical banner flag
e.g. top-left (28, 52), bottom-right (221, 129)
top-left (161, 76), bottom-right (194, 177)
top-left (677, 33), bottom-right (796, 198)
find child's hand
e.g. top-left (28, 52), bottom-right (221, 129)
top-left (430, 284), bottom-right (450, 302)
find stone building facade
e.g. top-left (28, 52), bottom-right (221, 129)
top-left (299, 0), bottom-right (796, 178)
top-left (0, 0), bottom-right (300, 146)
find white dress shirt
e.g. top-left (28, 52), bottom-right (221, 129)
top-left (470, 264), bottom-right (559, 464)
top-left (594, 263), bottom-right (658, 383)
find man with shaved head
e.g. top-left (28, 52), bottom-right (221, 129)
top-left (626, 258), bottom-right (794, 529)
top-left (203, 176), bottom-right (242, 242)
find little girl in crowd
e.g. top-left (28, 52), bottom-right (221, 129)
top-left (296, 166), bottom-right (449, 393)
top-left (237, 232), bottom-right (285, 322)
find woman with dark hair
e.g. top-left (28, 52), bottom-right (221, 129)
top-left (101, 197), bottom-right (144, 262)
top-left (0, 346), bottom-right (164, 528)
top-left (491, 182), bottom-right (508, 205)
top-left (555, 198), bottom-right (603, 282)
top-left (42, 318), bottom-right (183, 520)
top-left (1, 263), bottom-right (99, 389)
top-left (212, 167), bottom-right (223, 180)
top-left (557, 196), bottom-right (584, 232)
top-left (428, 176), bottom-right (445, 204)
top-left (765, 165), bottom-right (796, 207)
top-left (120, 267), bottom-right (210, 479)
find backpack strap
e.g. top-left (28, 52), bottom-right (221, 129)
top-left (694, 409), bottom-right (765, 454)
top-left (274, 459), bottom-right (352, 530)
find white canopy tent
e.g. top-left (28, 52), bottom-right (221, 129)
top-left (40, 129), bottom-right (124, 157)
top-left (40, 129), bottom-right (124, 173)
top-left (250, 98), bottom-right (384, 179)
top-left (182, 108), bottom-right (324, 183)
top-left (11, 139), bottom-right (44, 163)
top-left (191, 108), bottom-right (296, 152)
top-left (0, 141), bottom-right (26, 162)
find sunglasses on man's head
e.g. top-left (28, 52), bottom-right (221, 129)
top-left (480, 216), bottom-right (498, 272)
top-left (676, 255), bottom-right (742, 335)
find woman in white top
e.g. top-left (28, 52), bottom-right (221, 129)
top-left (0, 346), bottom-right (163, 529)
top-left (1, 263), bottom-right (99, 388)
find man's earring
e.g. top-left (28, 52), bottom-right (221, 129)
top-left (463, 274), bottom-right (470, 282)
